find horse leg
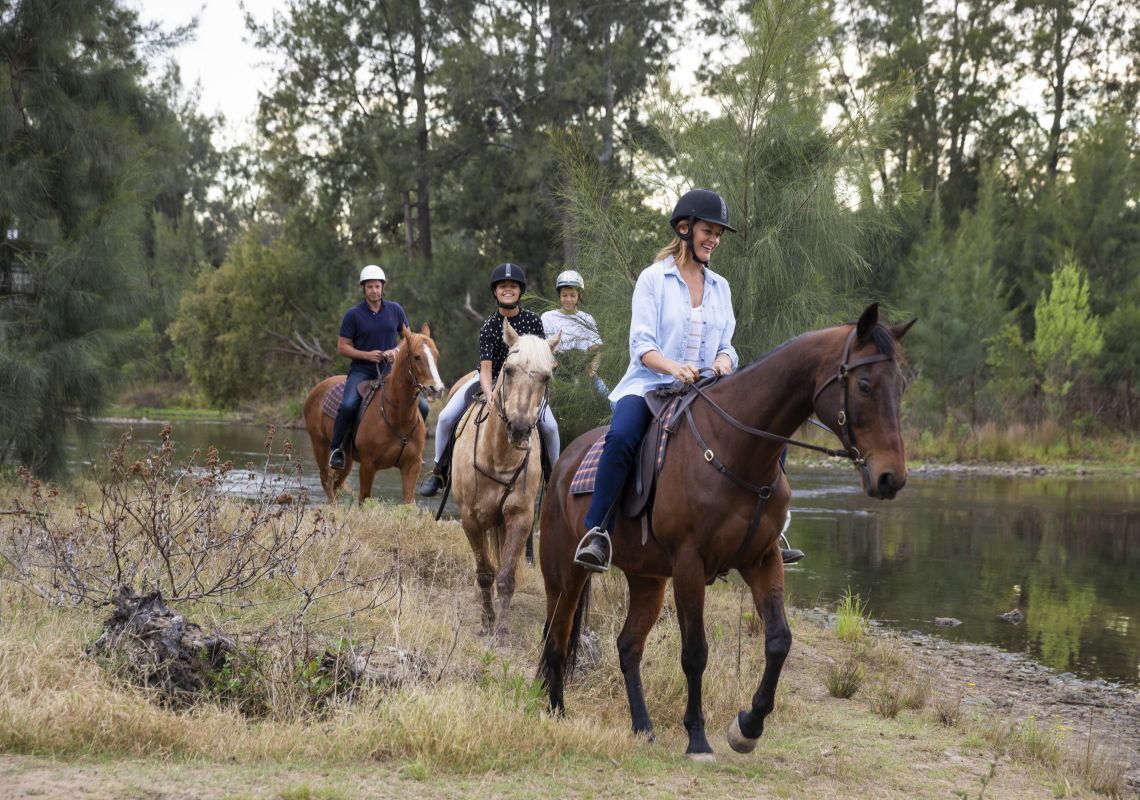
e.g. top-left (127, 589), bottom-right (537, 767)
top-left (618, 574), bottom-right (668, 740)
top-left (306, 429), bottom-right (337, 503)
top-left (492, 513), bottom-right (531, 645)
top-left (398, 453), bottom-right (419, 504)
top-left (460, 515), bottom-right (497, 636)
top-left (673, 557), bottom-right (713, 759)
top-left (727, 554), bottom-right (791, 754)
top-left (357, 461), bottom-right (376, 503)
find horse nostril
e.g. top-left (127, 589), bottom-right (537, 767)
top-left (877, 472), bottom-right (902, 498)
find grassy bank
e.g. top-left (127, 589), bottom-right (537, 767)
top-left (0, 475), bottom-right (1131, 799)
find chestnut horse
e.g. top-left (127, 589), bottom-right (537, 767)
top-left (451, 322), bottom-right (560, 643)
top-left (303, 324), bottom-right (444, 503)
top-left (538, 304), bottom-right (914, 759)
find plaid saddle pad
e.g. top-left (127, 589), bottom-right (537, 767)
top-left (569, 434), bottom-right (607, 495)
top-left (321, 381), bottom-right (347, 418)
top-left (320, 379), bottom-right (380, 419)
top-left (568, 422), bottom-right (674, 497)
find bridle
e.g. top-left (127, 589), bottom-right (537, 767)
top-left (375, 336), bottom-right (435, 463)
top-left (469, 347), bottom-right (551, 516)
top-left (808, 327), bottom-right (895, 487)
top-left (682, 326), bottom-right (898, 574)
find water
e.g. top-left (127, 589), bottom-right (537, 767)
top-left (782, 465), bottom-right (1140, 688)
top-left (68, 420), bottom-right (1140, 687)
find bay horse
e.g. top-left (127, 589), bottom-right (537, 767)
top-left (303, 324), bottom-right (444, 503)
top-left (451, 321), bottom-right (560, 644)
top-left (538, 304), bottom-right (914, 758)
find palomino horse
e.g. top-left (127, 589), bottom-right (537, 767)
top-left (538, 304), bottom-right (914, 758)
top-left (451, 322), bottom-right (560, 643)
top-left (304, 324), bottom-right (444, 503)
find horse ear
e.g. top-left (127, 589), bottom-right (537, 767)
top-left (419, 322), bottom-right (431, 337)
top-left (401, 324), bottom-right (412, 341)
top-left (891, 318), bottom-right (917, 341)
top-left (856, 303), bottom-right (880, 340)
top-left (502, 318), bottom-right (519, 346)
top-left (547, 330), bottom-right (562, 352)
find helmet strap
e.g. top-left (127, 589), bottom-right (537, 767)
top-left (679, 216), bottom-right (709, 267)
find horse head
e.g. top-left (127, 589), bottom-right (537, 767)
top-left (497, 320), bottom-right (560, 448)
top-left (812, 303), bottom-right (915, 500)
top-left (398, 323), bottom-right (445, 401)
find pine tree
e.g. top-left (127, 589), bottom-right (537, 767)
top-left (0, 0), bottom-right (172, 474)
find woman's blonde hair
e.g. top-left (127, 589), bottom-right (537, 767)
top-left (655, 235), bottom-right (696, 271)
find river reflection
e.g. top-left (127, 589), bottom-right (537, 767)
top-left (783, 466), bottom-right (1140, 688)
top-left (69, 420), bottom-right (1139, 687)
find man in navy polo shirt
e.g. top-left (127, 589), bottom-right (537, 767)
top-left (328, 264), bottom-right (411, 470)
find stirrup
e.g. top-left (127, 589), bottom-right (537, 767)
top-left (573, 527), bottom-right (612, 573)
top-left (328, 448), bottom-right (346, 470)
top-left (779, 509), bottom-right (804, 564)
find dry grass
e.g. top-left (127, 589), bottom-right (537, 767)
top-left (0, 479), bottom-right (1127, 798)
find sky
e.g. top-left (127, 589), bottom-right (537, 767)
top-left (132, 0), bottom-right (284, 139)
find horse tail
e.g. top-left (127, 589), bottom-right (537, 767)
top-left (537, 576), bottom-right (592, 688)
top-left (563, 576), bottom-right (591, 678)
top-left (488, 523), bottom-right (505, 572)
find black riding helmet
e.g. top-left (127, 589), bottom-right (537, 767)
top-left (490, 262), bottom-right (526, 310)
top-left (489, 262), bottom-right (527, 294)
top-left (669, 189), bottom-right (735, 266)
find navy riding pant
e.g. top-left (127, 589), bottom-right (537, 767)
top-left (583, 394), bottom-right (654, 532)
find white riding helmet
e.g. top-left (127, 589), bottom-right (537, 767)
top-left (359, 264), bottom-right (386, 284)
top-left (554, 269), bottom-right (584, 291)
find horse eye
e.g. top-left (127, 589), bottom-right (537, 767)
top-left (858, 378), bottom-right (872, 395)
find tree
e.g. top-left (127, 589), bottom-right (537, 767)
top-left (0, 0), bottom-right (183, 474)
top-left (901, 166), bottom-right (1015, 424)
top-left (170, 221), bottom-right (347, 408)
top-left (1032, 256), bottom-right (1103, 424)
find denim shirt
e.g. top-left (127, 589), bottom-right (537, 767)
top-left (609, 255), bottom-right (739, 403)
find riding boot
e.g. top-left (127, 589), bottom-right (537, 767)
top-left (329, 407), bottom-right (354, 470)
top-left (779, 511), bottom-right (804, 564)
top-left (417, 446), bottom-right (449, 498)
top-left (781, 547), bottom-right (805, 564)
top-left (573, 527), bottom-right (612, 573)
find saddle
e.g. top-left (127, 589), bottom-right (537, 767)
top-left (320, 378), bottom-right (381, 420)
top-left (571, 376), bottom-right (714, 523)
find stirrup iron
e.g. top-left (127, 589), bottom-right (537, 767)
top-left (573, 528), bottom-right (612, 573)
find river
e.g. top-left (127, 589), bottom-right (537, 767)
top-left (68, 418), bottom-right (1139, 688)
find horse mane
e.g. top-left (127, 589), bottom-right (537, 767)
top-left (737, 320), bottom-right (904, 378)
top-left (507, 334), bottom-right (554, 373)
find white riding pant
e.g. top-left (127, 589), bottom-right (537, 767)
top-left (432, 375), bottom-right (560, 465)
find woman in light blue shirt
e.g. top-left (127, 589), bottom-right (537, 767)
top-left (574, 189), bottom-right (740, 572)
top-left (575, 189), bottom-right (805, 571)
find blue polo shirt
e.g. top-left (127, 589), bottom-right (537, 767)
top-left (339, 300), bottom-right (410, 374)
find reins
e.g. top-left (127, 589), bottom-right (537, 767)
top-left (680, 326), bottom-right (896, 574)
top-left (468, 350), bottom-right (550, 520)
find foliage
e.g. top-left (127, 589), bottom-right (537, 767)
top-left (0, 425), bottom-right (346, 605)
top-left (902, 168), bottom-right (1014, 425)
top-left (170, 224), bottom-right (346, 407)
top-left (1032, 257), bottom-right (1104, 422)
top-left (836, 587), bottom-right (871, 642)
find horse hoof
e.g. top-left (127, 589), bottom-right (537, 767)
top-left (727, 714), bottom-right (759, 754)
top-left (685, 751), bottom-right (715, 763)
